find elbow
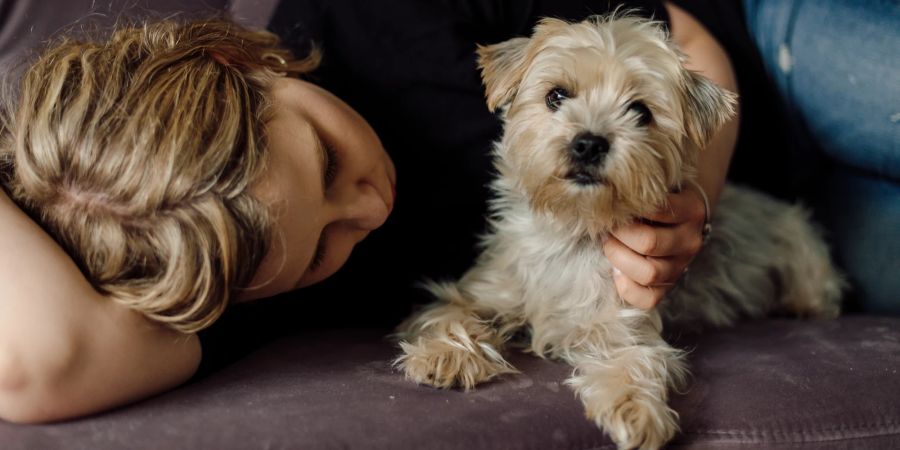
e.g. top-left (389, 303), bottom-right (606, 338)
top-left (0, 341), bottom-right (76, 424)
top-left (0, 346), bottom-right (42, 424)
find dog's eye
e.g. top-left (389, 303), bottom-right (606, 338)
top-left (546, 87), bottom-right (570, 111)
top-left (627, 101), bottom-right (653, 126)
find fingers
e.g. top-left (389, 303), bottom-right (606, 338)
top-left (612, 268), bottom-right (669, 310)
top-left (602, 186), bottom-right (710, 310)
top-left (610, 220), bottom-right (703, 258)
top-left (643, 189), bottom-right (707, 225)
top-left (603, 235), bottom-right (690, 288)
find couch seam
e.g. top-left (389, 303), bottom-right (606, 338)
top-left (684, 422), bottom-right (900, 443)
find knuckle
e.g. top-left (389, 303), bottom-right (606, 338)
top-left (637, 230), bottom-right (658, 255)
top-left (603, 241), bottom-right (621, 263)
top-left (691, 199), bottom-right (707, 222)
top-left (641, 262), bottom-right (662, 285)
top-left (687, 235), bottom-right (703, 255)
top-left (625, 290), bottom-right (649, 309)
top-left (617, 278), bottom-right (642, 307)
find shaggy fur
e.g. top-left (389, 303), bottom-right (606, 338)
top-left (395, 15), bottom-right (843, 450)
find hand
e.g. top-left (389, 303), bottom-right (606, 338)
top-left (602, 187), bottom-right (708, 309)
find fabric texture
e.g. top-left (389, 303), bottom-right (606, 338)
top-left (3, 316), bottom-right (899, 449)
top-left (741, 0), bottom-right (900, 314)
top-left (0, 1), bottom-right (228, 78)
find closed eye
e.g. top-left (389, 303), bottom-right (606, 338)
top-left (309, 129), bottom-right (337, 273)
top-left (309, 232), bottom-right (327, 272)
top-left (320, 137), bottom-right (338, 187)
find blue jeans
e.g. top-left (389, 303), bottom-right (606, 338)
top-left (743, 0), bottom-right (900, 313)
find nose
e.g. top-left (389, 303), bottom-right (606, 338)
top-left (332, 181), bottom-right (392, 232)
top-left (569, 132), bottom-right (610, 166)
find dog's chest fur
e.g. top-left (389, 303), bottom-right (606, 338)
top-left (468, 178), bottom-right (633, 355)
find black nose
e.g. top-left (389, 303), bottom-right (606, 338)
top-left (569, 133), bottom-right (610, 166)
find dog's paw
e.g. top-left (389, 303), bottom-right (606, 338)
top-left (395, 334), bottom-right (516, 390)
top-left (585, 392), bottom-right (678, 450)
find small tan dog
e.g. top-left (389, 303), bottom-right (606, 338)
top-left (395, 15), bottom-right (843, 450)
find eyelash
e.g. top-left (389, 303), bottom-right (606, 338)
top-left (311, 135), bottom-right (337, 273)
top-left (310, 235), bottom-right (326, 272)
top-left (323, 140), bottom-right (338, 186)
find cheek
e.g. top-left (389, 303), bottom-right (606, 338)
top-left (504, 110), bottom-right (571, 176)
top-left (602, 127), bottom-right (684, 214)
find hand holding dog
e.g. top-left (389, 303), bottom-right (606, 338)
top-left (603, 187), bottom-right (708, 310)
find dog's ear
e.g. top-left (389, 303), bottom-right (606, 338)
top-left (477, 18), bottom-right (570, 112)
top-left (476, 37), bottom-right (531, 112)
top-left (682, 71), bottom-right (738, 148)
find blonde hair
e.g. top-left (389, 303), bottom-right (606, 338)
top-left (0, 18), bottom-right (320, 333)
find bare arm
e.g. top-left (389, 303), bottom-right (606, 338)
top-left (0, 190), bottom-right (201, 423)
top-left (665, 1), bottom-right (740, 208)
top-left (603, 2), bottom-right (740, 309)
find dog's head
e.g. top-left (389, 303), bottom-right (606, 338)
top-left (477, 15), bottom-right (736, 233)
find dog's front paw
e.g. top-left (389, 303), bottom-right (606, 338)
top-left (585, 392), bottom-right (677, 450)
top-left (396, 333), bottom-right (516, 390)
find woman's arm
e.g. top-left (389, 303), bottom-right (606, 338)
top-left (665, 1), bottom-right (740, 207)
top-left (0, 190), bottom-right (201, 423)
top-left (602, 1), bottom-right (740, 309)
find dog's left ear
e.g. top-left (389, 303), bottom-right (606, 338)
top-left (682, 71), bottom-right (738, 148)
top-left (476, 37), bottom-right (531, 112)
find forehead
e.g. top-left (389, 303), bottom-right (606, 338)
top-left (525, 22), bottom-right (682, 89)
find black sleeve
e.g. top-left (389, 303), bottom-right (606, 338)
top-left (270, 0), bottom-right (669, 54)
top-left (453, 0), bottom-right (670, 42)
top-left (667, 0), bottom-right (798, 199)
top-left (218, 0), bottom-right (675, 380)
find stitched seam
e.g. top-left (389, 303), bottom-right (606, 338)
top-left (686, 423), bottom-right (900, 443)
top-left (692, 421), bottom-right (900, 434)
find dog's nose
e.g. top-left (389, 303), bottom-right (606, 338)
top-left (569, 133), bottom-right (610, 166)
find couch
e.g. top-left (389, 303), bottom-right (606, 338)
top-left (1, 1), bottom-right (898, 449)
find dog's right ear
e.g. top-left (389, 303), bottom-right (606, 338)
top-left (682, 71), bottom-right (738, 149)
top-left (476, 37), bottom-right (531, 112)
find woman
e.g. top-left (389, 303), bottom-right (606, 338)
top-left (0, 1), bottom-right (734, 423)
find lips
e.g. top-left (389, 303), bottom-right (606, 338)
top-left (565, 170), bottom-right (602, 186)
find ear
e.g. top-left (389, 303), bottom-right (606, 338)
top-left (476, 37), bottom-right (531, 112)
top-left (683, 71), bottom-right (738, 148)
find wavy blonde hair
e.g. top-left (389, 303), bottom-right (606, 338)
top-left (0, 18), bottom-right (320, 333)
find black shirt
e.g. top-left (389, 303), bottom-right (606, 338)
top-left (196, 0), bottom-right (671, 374)
top-left (268, 0), bottom-right (670, 316)
top-left (198, 0), bottom-right (797, 374)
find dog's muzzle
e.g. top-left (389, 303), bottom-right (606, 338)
top-left (566, 132), bottom-right (609, 185)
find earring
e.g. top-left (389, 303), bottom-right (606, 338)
top-left (261, 52), bottom-right (287, 76)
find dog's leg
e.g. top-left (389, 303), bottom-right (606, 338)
top-left (394, 281), bottom-right (518, 389)
top-left (564, 316), bottom-right (688, 450)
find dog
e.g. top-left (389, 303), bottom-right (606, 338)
top-left (394, 15), bottom-right (844, 450)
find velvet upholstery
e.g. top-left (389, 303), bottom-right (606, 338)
top-left (3, 316), bottom-right (898, 449)
top-left (1, 2), bottom-right (898, 449)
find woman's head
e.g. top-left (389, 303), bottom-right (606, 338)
top-left (0, 18), bottom-right (395, 333)
top-left (243, 76), bottom-right (396, 300)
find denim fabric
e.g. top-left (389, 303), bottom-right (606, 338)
top-left (743, 0), bottom-right (900, 312)
top-left (817, 169), bottom-right (900, 314)
top-left (743, 0), bottom-right (900, 179)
